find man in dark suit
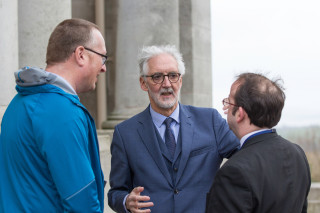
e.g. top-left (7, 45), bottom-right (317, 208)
top-left (108, 45), bottom-right (240, 213)
top-left (206, 73), bottom-right (311, 213)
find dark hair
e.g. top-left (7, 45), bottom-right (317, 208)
top-left (233, 72), bottom-right (286, 128)
top-left (46, 18), bottom-right (99, 65)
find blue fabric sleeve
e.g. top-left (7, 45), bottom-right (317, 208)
top-left (63, 179), bottom-right (101, 212)
top-left (212, 109), bottom-right (240, 158)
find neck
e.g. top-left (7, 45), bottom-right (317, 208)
top-left (46, 63), bottom-right (77, 93)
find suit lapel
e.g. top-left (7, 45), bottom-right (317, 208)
top-left (137, 107), bottom-right (173, 186)
top-left (175, 105), bottom-right (194, 184)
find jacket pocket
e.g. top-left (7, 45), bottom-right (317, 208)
top-left (189, 146), bottom-right (214, 157)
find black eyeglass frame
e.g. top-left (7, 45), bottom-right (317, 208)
top-left (84, 47), bottom-right (108, 65)
top-left (222, 98), bottom-right (239, 107)
top-left (142, 73), bottom-right (182, 84)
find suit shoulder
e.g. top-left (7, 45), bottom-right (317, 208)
top-left (275, 135), bottom-right (306, 152)
top-left (181, 104), bottom-right (219, 116)
top-left (115, 109), bottom-right (148, 129)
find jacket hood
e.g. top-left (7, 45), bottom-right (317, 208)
top-left (15, 67), bottom-right (57, 86)
top-left (15, 67), bottom-right (77, 95)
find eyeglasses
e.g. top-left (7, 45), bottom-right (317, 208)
top-left (142, 73), bottom-right (181, 84)
top-left (84, 47), bottom-right (108, 65)
top-left (222, 98), bottom-right (238, 107)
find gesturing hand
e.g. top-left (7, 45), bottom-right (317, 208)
top-left (125, 186), bottom-right (154, 213)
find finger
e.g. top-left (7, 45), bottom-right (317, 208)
top-left (133, 209), bottom-right (151, 213)
top-left (132, 209), bottom-right (151, 213)
top-left (137, 195), bottom-right (151, 202)
top-left (132, 186), bottom-right (144, 195)
top-left (137, 201), bottom-right (154, 209)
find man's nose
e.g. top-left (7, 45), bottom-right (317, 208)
top-left (162, 75), bottom-right (172, 87)
top-left (101, 64), bottom-right (107, 73)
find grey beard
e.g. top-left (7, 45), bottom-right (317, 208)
top-left (149, 87), bottom-right (180, 109)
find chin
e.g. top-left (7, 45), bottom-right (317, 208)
top-left (87, 84), bottom-right (96, 92)
top-left (158, 100), bottom-right (177, 109)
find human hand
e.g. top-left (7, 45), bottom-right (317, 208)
top-left (125, 186), bottom-right (154, 213)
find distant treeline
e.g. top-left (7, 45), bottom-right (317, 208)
top-left (278, 125), bottom-right (320, 152)
top-left (278, 125), bottom-right (320, 182)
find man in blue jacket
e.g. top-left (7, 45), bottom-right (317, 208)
top-left (108, 45), bottom-right (239, 213)
top-left (0, 18), bottom-right (107, 212)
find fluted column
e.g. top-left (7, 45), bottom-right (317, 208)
top-left (179, 0), bottom-right (212, 107)
top-left (103, 0), bottom-right (180, 128)
top-left (0, 0), bottom-right (18, 123)
top-left (18, 0), bottom-right (71, 68)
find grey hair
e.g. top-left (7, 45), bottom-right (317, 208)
top-left (138, 45), bottom-right (186, 76)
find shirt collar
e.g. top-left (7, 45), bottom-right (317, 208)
top-left (149, 104), bottom-right (180, 128)
top-left (240, 128), bottom-right (271, 147)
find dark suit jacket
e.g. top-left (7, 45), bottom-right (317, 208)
top-left (108, 104), bottom-right (239, 213)
top-left (206, 131), bottom-right (311, 213)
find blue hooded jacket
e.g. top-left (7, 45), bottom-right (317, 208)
top-left (0, 67), bottom-right (104, 212)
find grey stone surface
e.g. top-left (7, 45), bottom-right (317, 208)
top-left (0, 0), bottom-right (18, 122)
top-left (309, 183), bottom-right (320, 212)
top-left (18, 0), bottom-right (71, 69)
top-left (107, 0), bottom-right (180, 122)
top-left (102, 0), bottom-right (213, 129)
top-left (179, 0), bottom-right (212, 107)
top-left (97, 130), bottom-right (114, 212)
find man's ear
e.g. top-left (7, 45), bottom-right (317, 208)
top-left (74, 46), bottom-right (86, 66)
top-left (140, 77), bottom-right (148, 91)
top-left (237, 107), bottom-right (246, 123)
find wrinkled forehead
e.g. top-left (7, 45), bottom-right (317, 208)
top-left (148, 53), bottom-right (178, 73)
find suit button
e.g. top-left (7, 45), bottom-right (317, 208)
top-left (174, 189), bottom-right (179, 194)
top-left (174, 167), bottom-right (178, 172)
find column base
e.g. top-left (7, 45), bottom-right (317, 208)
top-left (101, 115), bottom-right (130, 129)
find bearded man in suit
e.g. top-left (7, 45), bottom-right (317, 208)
top-left (206, 72), bottom-right (311, 213)
top-left (108, 45), bottom-right (239, 213)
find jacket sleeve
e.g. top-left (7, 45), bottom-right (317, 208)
top-left (212, 109), bottom-right (240, 158)
top-left (108, 126), bottom-right (131, 213)
top-left (206, 165), bottom-right (252, 213)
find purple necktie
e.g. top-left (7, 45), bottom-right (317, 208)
top-left (164, 117), bottom-right (176, 157)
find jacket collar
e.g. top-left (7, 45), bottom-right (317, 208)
top-left (241, 130), bottom-right (278, 149)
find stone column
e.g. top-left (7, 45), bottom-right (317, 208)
top-left (103, 0), bottom-right (180, 128)
top-left (0, 0), bottom-right (18, 123)
top-left (18, 0), bottom-right (71, 68)
top-left (179, 0), bottom-right (212, 107)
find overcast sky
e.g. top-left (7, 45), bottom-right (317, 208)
top-left (211, 0), bottom-right (320, 127)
